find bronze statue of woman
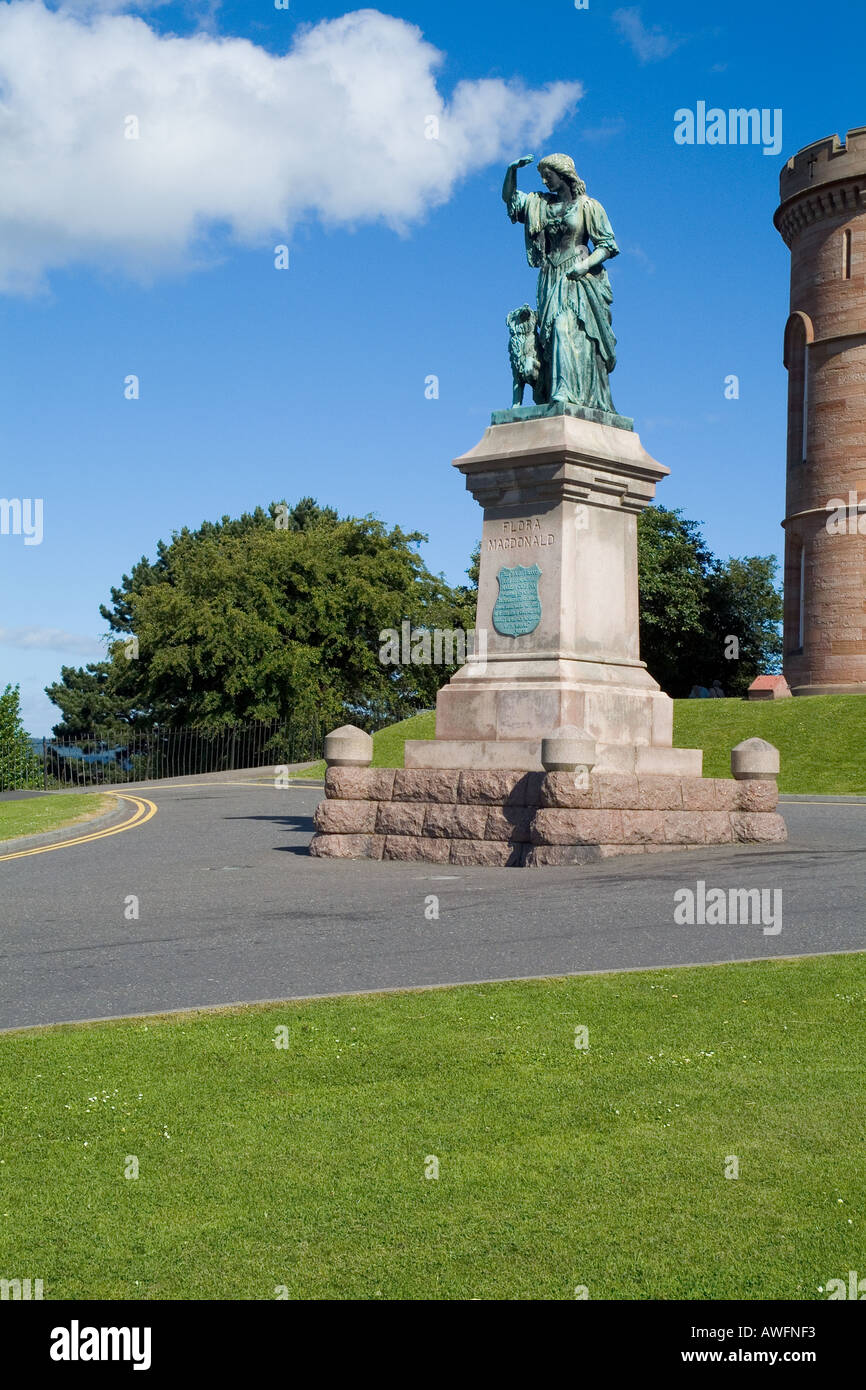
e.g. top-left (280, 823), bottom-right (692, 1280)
top-left (502, 153), bottom-right (620, 413)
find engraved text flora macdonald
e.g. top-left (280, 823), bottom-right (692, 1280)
top-left (487, 518), bottom-right (555, 551)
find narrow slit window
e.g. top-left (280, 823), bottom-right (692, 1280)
top-left (802, 343), bottom-right (809, 461)
top-left (843, 228), bottom-right (852, 280)
top-left (798, 543), bottom-right (805, 650)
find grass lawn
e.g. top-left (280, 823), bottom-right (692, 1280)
top-left (1, 954), bottom-right (863, 1300)
top-left (673, 694), bottom-right (866, 794)
top-left (299, 696), bottom-right (865, 795)
top-left (0, 792), bottom-right (113, 844)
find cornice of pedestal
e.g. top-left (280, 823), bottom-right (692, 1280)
top-left (453, 414), bottom-right (669, 514)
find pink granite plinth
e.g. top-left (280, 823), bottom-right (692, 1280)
top-left (308, 768), bottom-right (786, 866)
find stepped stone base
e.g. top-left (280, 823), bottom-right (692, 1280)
top-left (308, 767), bottom-right (786, 867)
top-left (404, 737), bottom-right (701, 775)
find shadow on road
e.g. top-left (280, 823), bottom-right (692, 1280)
top-left (225, 811), bottom-right (315, 853)
top-left (225, 812), bottom-right (314, 829)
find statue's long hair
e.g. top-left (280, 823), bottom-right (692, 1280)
top-left (537, 153), bottom-right (586, 200)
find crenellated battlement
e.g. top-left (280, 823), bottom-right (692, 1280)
top-left (779, 127), bottom-right (866, 203)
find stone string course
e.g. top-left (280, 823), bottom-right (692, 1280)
top-left (308, 768), bottom-right (786, 867)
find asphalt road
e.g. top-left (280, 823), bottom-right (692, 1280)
top-left (1, 780), bottom-right (864, 1030)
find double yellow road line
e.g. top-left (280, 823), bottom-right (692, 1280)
top-left (0, 793), bottom-right (157, 863)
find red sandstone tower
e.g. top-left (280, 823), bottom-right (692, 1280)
top-left (774, 127), bottom-right (866, 695)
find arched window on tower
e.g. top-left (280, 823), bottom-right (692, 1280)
top-left (843, 228), bottom-right (852, 280)
top-left (784, 312), bottom-right (814, 466)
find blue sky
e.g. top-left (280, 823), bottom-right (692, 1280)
top-left (1, 0), bottom-right (864, 733)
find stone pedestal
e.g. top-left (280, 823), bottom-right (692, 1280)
top-left (307, 412), bottom-right (788, 867)
top-left (405, 412), bottom-right (700, 775)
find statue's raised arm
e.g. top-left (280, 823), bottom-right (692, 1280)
top-left (502, 156), bottom-right (534, 227)
top-left (502, 155), bottom-right (534, 199)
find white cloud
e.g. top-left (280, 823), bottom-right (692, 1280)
top-left (0, 625), bottom-right (104, 654)
top-left (612, 7), bottom-right (682, 63)
top-left (0, 3), bottom-right (581, 293)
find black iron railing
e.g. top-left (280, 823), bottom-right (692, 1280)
top-left (1, 720), bottom-right (322, 791)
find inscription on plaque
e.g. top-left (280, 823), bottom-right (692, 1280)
top-left (492, 563), bottom-right (542, 637)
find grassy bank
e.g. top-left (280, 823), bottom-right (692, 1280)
top-left (0, 792), bottom-right (113, 843)
top-left (672, 694), bottom-right (866, 794)
top-left (298, 696), bottom-right (864, 794)
top-left (0, 954), bottom-right (863, 1300)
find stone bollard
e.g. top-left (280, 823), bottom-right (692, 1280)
top-left (323, 724), bottom-right (373, 768)
top-left (731, 737), bottom-right (780, 782)
top-left (540, 725), bottom-right (598, 775)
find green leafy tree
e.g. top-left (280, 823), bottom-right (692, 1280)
top-left (0, 684), bottom-right (43, 790)
top-left (44, 659), bottom-right (147, 738)
top-left (636, 506), bottom-right (782, 697)
top-left (637, 507), bottom-right (712, 697)
top-left (48, 500), bottom-right (472, 734)
top-left (698, 555), bottom-right (783, 696)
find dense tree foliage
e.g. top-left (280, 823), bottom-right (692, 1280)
top-left (44, 661), bottom-right (143, 738)
top-left (0, 684), bottom-right (43, 789)
top-left (637, 506), bottom-right (782, 697)
top-left (47, 500), bottom-right (474, 737)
